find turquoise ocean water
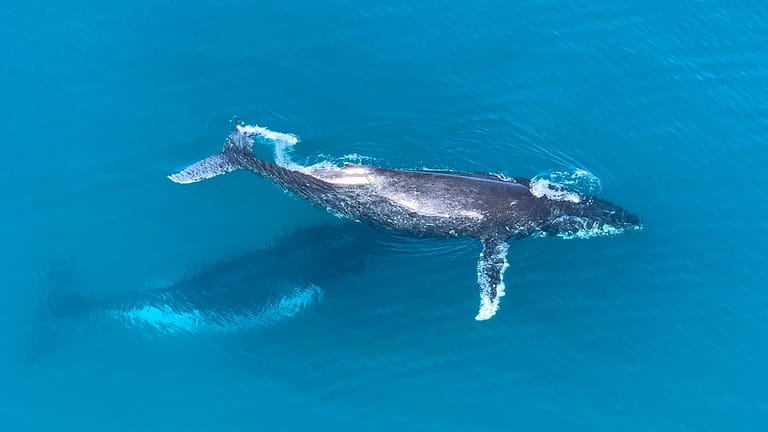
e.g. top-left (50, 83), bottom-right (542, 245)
top-left (2, 1), bottom-right (767, 430)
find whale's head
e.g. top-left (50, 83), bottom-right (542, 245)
top-left (538, 197), bottom-right (642, 239)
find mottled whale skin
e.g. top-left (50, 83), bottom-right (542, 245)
top-left (169, 125), bottom-right (641, 320)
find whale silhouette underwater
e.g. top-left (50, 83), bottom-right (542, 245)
top-left (25, 222), bottom-right (382, 362)
top-left (169, 123), bottom-right (642, 320)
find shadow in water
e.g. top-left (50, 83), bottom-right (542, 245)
top-left (24, 221), bottom-right (396, 363)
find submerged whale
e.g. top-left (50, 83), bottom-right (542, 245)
top-left (25, 223), bottom-right (379, 362)
top-left (169, 124), bottom-right (641, 320)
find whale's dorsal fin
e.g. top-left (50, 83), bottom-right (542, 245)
top-left (475, 236), bottom-right (511, 321)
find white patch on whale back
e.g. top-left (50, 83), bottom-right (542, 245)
top-left (308, 164), bottom-right (376, 185)
top-left (390, 195), bottom-right (421, 211)
top-left (382, 191), bottom-right (484, 220)
top-left (325, 176), bottom-right (372, 185)
top-left (110, 284), bottom-right (324, 335)
top-left (341, 166), bottom-right (368, 175)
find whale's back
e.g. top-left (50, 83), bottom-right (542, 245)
top-left (309, 165), bottom-right (545, 238)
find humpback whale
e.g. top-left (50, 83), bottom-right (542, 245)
top-left (24, 224), bottom-right (379, 362)
top-left (169, 124), bottom-right (641, 320)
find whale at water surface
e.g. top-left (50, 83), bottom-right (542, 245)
top-left (169, 124), bottom-right (641, 320)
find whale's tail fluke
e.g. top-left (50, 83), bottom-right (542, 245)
top-left (24, 261), bottom-right (91, 363)
top-left (168, 123), bottom-right (337, 206)
top-left (168, 124), bottom-right (258, 184)
top-left (167, 151), bottom-right (244, 184)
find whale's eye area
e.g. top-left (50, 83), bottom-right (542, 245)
top-left (605, 208), bottom-right (641, 228)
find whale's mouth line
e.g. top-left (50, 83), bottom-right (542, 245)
top-left (536, 215), bottom-right (643, 239)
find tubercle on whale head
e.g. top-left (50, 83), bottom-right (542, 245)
top-left (539, 196), bottom-right (642, 239)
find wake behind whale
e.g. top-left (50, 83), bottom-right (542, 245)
top-left (169, 122), bottom-right (642, 320)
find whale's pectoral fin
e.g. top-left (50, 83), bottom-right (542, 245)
top-left (475, 236), bottom-right (511, 321)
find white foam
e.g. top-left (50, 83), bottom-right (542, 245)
top-left (234, 123), bottom-right (385, 185)
top-left (542, 168), bottom-right (601, 192)
top-left (545, 215), bottom-right (637, 240)
top-left (236, 124), bottom-right (299, 146)
top-left (234, 123), bottom-right (386, 191)
top-left (235, 123), bottom-right (302, 170)
top-left (475, 242), bottom-right (509, 321)
top-left (557, 223), bottom-right (625, 240)
top-left (339, 153), bottom-right (376, 163)
top-left (529, 178), bottom-right (583, 203)
top-left (475, 292), bottom-right (502, 321)
top-left (530, 168), bottom-right (603, 203)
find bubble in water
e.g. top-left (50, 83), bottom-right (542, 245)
top-left (532, 168), bottom-right (603, 195)
top-left (236, 123), bottom-right (302, 169)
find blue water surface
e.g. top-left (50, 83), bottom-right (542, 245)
top-left (2, 1), bottom-right (767, 430)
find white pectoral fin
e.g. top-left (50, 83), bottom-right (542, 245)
top-left (475, 237), bottom-right (510, 321)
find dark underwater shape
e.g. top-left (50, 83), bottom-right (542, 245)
top-left (107, 222), bottom-right (382, 333)
top-left (170, 123), bottom-right (642, 320)
top-left (26, 222), bottom-right (383, 361)
top-left (24, 260), bottom-right (88, 363)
